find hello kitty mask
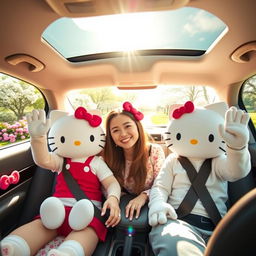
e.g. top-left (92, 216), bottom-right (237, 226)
top-left (165, 101), bottom-right (228, 159)
top-left (48, 107), bottom-right (105, 159)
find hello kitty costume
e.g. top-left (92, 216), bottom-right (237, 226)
top-left (1, 107), bottom-right (121, 256)
top-left (148, 101), bottom-right (251, 256)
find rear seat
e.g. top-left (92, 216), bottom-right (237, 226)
top-left (17, 141), bottom-right (255, 255)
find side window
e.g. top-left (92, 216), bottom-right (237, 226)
top-left (241, 74), bottom-right (256, 129)
top-left (0, 73), bottom-right (45, 148)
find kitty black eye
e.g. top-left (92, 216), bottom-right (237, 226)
top-left (60, 136), bottom-right (65, 143)
top-left (176, 133), bottom-right (181, 140)
top-left (90, 135), bottom-right (95, 142)
top-left (208, 134), bottom-right (214, 142)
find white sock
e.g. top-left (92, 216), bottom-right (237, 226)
top-left (1, 235), bottom-right (30, 256)
top-left (47, 240), bottom-right (84, 256)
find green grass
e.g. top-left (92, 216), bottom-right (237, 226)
top-left (249, 112), bottom-right (256, 127)
top-left (0, 141), bottom-right (10, 147)
top-left (0, 139), bottom-right (29, 148)
top-left (151, 114), bottom-right (169, 125)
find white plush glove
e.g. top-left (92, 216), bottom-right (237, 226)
top-left (219, 106), bottom-right (250, 150)
top-left (148, 201), bottom-right (177, 227)
top-left (26, 109), bottom-right (51, 137)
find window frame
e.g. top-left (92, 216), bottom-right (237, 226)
top-left (238, 75), bottom-right (256, 139)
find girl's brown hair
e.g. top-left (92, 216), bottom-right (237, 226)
top-left (103, 110), bottom-right (149, 195)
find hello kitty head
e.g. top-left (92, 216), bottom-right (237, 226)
top-left (48, 107), bottom-right (105, 159)
top-left (164, 101), bottom-right (228, 159)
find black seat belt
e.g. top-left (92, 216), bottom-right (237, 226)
top-left (62, 158), bottom-right (107, 223)
top-left (176, 156), bottom-right (222, 226)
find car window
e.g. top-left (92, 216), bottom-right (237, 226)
top-left (67, 85), bottom-right (220, 131)
top-left (241, 74), bottom-right (256, 129)
top-left (0, 73), bottom-right (46, 148)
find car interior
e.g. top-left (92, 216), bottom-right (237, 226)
top-left (0, 0), bottom-right (256, 255)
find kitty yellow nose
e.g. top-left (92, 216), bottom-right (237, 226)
top-left (190, 139), bottom-right (198, 145)
top-left (74, 140), bottom-right (81, 146)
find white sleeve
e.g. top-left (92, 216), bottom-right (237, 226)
top-left (214, 146), bottom-right (251, 181)
top-left (30, 136), bottom-right (63, 172)
top-left (149, 154), bottom-right (174, 207)
top-left (91, 156), bottom-right (114, 181)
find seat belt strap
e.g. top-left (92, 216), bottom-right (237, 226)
top-left (176, 157), bottom-right (212, 217)
top-left (176, 156), bottom-right (222, 226)
top-left (62, 158), bottom-right (107, 223)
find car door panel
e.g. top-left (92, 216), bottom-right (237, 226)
top-left (0, 141), bottom-right (36, 237)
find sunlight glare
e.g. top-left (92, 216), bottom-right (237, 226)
top-left (73, 13), bottom-right (160, 52)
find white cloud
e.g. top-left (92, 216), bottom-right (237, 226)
top-left (183, 10), bottom-right (224, 36)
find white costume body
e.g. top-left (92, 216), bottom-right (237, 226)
top-left (150, 147), bottom-right (250, 220)
top-left (148, 102), bottom-right (251, 256)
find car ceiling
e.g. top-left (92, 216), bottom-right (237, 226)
top-left (0, 0), bottom-right (255, 106)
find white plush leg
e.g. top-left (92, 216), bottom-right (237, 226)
top-left (40, 197), bottom-right (65, 229)
top-left (0, 235), bottom-right (30, 256)
top-left (47, 240), bottom-right (84, 256)
top-left (68, 199), bottom-right (94, 231)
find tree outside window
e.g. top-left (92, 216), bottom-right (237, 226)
top-left (242, 75), bottom-right (256, 127)
top-left (0, 74), bottom-right (45, 147)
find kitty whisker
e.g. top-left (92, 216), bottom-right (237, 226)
top-left (219, 147), bottom-right (226, 153)
top-left (167, 143), bottom-right (173, 148)
top-left (99, 144), bottom-right (104, 149)
top-left (50, 147), bottom-right (58, 152)
top-left (48, 136), bottom-right (54, 140)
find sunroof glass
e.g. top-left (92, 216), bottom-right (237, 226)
top-left (42, 7), bottom-right (227, 59)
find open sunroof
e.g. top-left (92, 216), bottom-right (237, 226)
top-left (42, 7), bottom-right (227, 61)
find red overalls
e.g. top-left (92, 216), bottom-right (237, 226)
top-left (53, 156), bottom-right (107, 241)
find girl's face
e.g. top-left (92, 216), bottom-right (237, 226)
top-left (109, 114), bottom-right (139, 150)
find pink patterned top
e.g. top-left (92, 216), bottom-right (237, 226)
top-left (123, 143), bottom-right (165, 195)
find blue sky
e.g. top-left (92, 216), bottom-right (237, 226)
top-left (42, 7), bottom-right (227, 58)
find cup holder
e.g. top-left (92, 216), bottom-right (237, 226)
top-left (114, 244), bottom-right (143, 256)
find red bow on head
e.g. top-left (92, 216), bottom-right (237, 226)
top-left (0, 170), bottom-right (20, 190)
top-left (172, 101), bottom-right (194, 119)
top-left (74, 107), bottom-right (102, 127)
top-left (123, 101), bottom-right (144, 121)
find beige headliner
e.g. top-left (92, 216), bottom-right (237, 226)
top-left (0, 0), bottom-right (255, 109)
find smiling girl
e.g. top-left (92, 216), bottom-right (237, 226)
top-left (103, 102), bottom-right (165, 220)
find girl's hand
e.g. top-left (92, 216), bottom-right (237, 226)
top-left (125, 193), bottom-right (148, 220)
top-left (101, 196), bottom-right (121, 227)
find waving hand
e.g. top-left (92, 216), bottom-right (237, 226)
top-left (26, 109), bottom-right (51, 137)
top-left (219, 106), bottom-right (250, 150)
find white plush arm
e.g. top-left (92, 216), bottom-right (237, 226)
top-left (217, 106), bottom-right (251, 181)
top-left (26, 109), bottom-right (63, 171)
top-left (218, 106), bottom-right (250, 150)
top-left (148, 156), bottom-right (177, 226)
top-left (26, 109), bottom-right (51, 138)
top-left (30, 136), bottom-right (63, 171)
